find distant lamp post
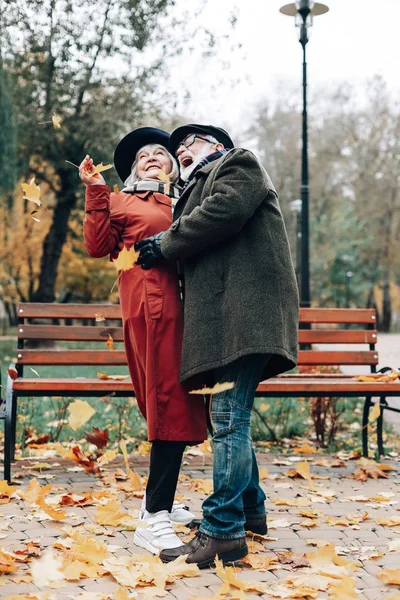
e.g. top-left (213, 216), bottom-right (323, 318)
top-left (290, 199), bottom-right (302, 288)
top-left (280, 0), bottom-right (329, 307)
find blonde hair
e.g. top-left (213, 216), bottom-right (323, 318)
top-left (124, 144), bottom-right (179, 186)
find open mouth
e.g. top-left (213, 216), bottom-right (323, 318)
top-left (181, 156), bottom-right (193, 168)
top-left (146, 164), bottom-right (160, 171)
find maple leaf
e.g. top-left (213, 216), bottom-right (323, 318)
top-left (7, 367), bottom-right (18, 380)
top-left (65, 446), bottom-right (100, 475)
top-left (94, 313), bottom-right (106, 322)
top-left (242, 553), bottom-right (279, 570)
top-left (112, 246), bottom-right (139, 271)
top-left (97, 448), bottom-right (119, 466)
top-left (94, 499), bottom-right (128, 526)
top-left (97, 372), bottom-right (128, 380)
top-left (354, 458), bottom-right (391, 481)
top-left (113, 184), bottom-right (120, 194)
top-left (375, 515), bottom-right (400, 527)
top-left (368, 402), bottom-right (381, 423)
top-left (306, 544), bottom-right (358, 578)
top-left (294, 442), bottom-right (315, 454)
top-left (84, 426), bottom-right (109, 449)
top-left (0, 481), bottom-right (17, 502)
top-left (157, 170), bottom-right (170, 195)
top-left (259, 467), bottom-right (269, 480)
top-left (30, 550), bottom-right (65, 588)
top-left (21, 177), bottom-right (41, 206)
top-left (92, 162), bottom-right (113, 174)
top-left (189, 381), bottom-right (235, 395)
top-left (378, 568), bottom-right (400, 585)
top-left (52, 112), bottom-right (62, 128)
top-left (291, 460), bottom-right (314, 488)
top-left (0, 547), bottom-right (18, 573)
top-left (189, 478), bottom-right (213, 494)
top-left (67, 399), bottom-right (95, 431)
top-left (25, 434), bottom-right (51, 447)
top-left (105, 333), bottom-right (115, 351)
top-left (19, 479), bottom-right (52, 504)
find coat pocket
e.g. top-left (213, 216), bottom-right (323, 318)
top-left (144, 279), bottom-right (163, 319)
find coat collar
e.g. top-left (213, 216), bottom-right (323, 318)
top-left (134, 190), bottom-right (171, 207)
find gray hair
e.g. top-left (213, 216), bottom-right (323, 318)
top-left (124, 144), bottom-right (180, 186)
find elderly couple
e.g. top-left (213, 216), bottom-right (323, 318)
top-left (81, 124), bottom-right (299, 568)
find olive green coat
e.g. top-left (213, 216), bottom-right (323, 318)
top-left (161, 148), bottom-right (299, 384)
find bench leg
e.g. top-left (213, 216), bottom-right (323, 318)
top-left (377, 397), bottom-right (388, 457)
top-left (4, 377), bottom-right (15, 483)
top-left (10, 392), bottom-right (18, 462)
top-left (362, 396), bottom-right (372, 458)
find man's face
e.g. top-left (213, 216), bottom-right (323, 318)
top-left (176, 133), bottom-right (219, 181)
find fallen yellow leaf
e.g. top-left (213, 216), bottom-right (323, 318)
top-left (378, 568), bottom-right (400, 585)
top-left (369, 402), bottom-right (381, 423)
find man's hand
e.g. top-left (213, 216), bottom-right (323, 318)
top-left (135, 232), bottom-right (166, 269)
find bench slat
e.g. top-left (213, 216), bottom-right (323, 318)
top-left (16, 327), bottom-right (377, 345)
top-left (17, 325), bottom-right (124, 342)
top-left (299, 308), bottom-right (376, 324)
top-left (16, 349), bottom-right (378, 366)
top-left (18, 304), bottom-right (377, 325)
top-left (298, 351), bottom-right (378, 365)
top-left (298, 330), bottom-right (377, 344)
top-left (11, 376), bottom-right (400, 396)
top-left (16, 350), bottom-right (127, 365)
top-left (17, 303), bottom-right (122, 320)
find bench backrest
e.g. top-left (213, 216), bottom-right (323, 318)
top-left (15, 303), bottom-right (378, 372)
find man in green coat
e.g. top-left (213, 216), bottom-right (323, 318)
top-left (136, 124), bottom-right (299, 568)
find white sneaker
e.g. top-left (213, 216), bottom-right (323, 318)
top-left (169, 501), bottom-right (196, 525)
top-left (133, 510), bottom-right (183, 554)
top-left (140, 496), bottom-right (196, 526)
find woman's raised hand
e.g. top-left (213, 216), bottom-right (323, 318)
top-left (78, 155), bottom-right (106, 186)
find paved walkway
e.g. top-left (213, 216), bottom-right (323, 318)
top-left (1, 450), bottom-right (400, 600)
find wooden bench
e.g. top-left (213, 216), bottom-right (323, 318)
top-left (3, 303), bottom-right (400, 481)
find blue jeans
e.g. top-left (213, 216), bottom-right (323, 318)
top-left (199, 354), bottom-right (269, 540)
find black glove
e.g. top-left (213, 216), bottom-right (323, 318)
top-left (135, 231), bottom-right (166, 270)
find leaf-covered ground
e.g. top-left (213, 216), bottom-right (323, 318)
top-left (0, 442), bottom-right (400, 600)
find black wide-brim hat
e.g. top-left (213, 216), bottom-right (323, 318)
top-left (169, 124), bottom-right (234, 156)
top-left (113, 127), bottom-right (170, 183)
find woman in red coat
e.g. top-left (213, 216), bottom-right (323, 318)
top-left (81, 127), bottom-right (207, 554)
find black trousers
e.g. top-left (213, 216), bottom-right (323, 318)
top-left (145, 440), bottom-right (187, 513)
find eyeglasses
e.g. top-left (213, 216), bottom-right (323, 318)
top-left (176, 134), bottom-right (213, 153)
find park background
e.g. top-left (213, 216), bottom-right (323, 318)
top-left (0, 0), bottom-right (400, 451)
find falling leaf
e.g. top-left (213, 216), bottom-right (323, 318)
top-left (105, 334), bottom-right (115, 351)
top-left (30, 551), bottom-right (65, 587)
top-left (378, 568), bottom-right (400, 585)
top-left (368, 402), bottom-right (381, 423)
top-left (65, 446), bottom-right (100, 475)
top-left (97, 372), bottom-right (128, 380)
top-left (112, 246), bottom-right (139, 271)
top-left (92, 162), bottom-right (113, 174)
top-left (84, 426), bottom-right (109, 449)
top-left (21, 177), bottom-right (41, 207)
top-left (52, 112), bottom-right (62, 128)
top-left (7, 368), bottom-right (18, 381)
top-left (189, 381), bottom-right (235, 395)
top-left (94, 313), bottom-right (106, 322)
top-left (68, 399), bottom-right (95, 431)
top-left (113, 184), bottom-right (120, 194)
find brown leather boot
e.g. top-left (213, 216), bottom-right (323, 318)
top-left (188, 516), bottom-right (267, 535)
top-left (159, 532), bottom-right (248, 569)
top-left (245, 515), bottom-right (268, 535)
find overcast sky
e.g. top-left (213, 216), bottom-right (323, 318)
top-left (168, 0), bottom-right (400, 140)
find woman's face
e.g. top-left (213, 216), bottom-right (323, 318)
top-left (135, 145), bottom-right (173, 180)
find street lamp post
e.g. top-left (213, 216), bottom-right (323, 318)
top-left (290, 198), bottom-right (302, 289)
top-left (280, 1), bottom-right (329, 307)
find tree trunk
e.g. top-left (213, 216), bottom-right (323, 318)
top-left (31, 186), bottom-right (77, 302)
top-left (381, 278), bottom-right (391, 332)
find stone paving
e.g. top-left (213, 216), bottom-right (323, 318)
top-left (1, 450), bottom-right (400, 599)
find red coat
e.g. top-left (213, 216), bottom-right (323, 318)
top-left (83, 184), bottom-right (207, 443)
